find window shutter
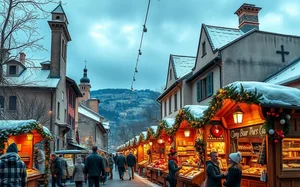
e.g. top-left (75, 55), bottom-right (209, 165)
top-left (207, 72), bottom-right (213, 96)
top-left (197, 80), bottom-right (202, 102)
top-left (9, 96), bottom-right (17, 110)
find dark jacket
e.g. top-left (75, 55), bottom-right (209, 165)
top-left (206, 160), bottom-right (225, 187)
top-left (167, 160), bottom-right (181, 179)
top-left (0, 152), bottom-right (27, 187)
top-left (85, 152), bottom-right (105, 177)
top-left (116, 154), bottom-right (127, 167)
top-left (126, 153), bottom-right (136, 167)
top-left (50, 157), bottom-right (63, 177)
top-left (223, 166), bottom-right (242, 187)
top-left (113, 155), bottom-right (118, 162)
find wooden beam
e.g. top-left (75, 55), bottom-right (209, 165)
top-left (221, 117), bottom-right (228, 129)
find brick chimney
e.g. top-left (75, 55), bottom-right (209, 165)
top-left (87, 98), bottom-right (100, 114)
top-left (235, 3), bottom-right (262, 33)
top-left (20, 52), bottom-right (26, 64)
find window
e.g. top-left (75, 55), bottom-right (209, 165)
top-left (9, 65), bottom-right (17, 75)
top-left (9, 96), bottom-right (17, 110)
top-left (57, 102), bottom-right (60, 119)
top-left (0, 96), bottom-right (4, 108)
top-left (62, 39), bottom-right (66, 60)
top-left (202, 41), bottom-right (206, 57)
top-left (62, 91), bottom-right (64, 101)
top-left (174, 93), bottom-right (178, 111)
top-left (196, 72), bottom-right (213, 101)
top-left (164, 101), bottom-right (167, 116)
top-left (169, 97), bottom-right (172, 114)
top-left (169, 69), bottom-right (172, 80)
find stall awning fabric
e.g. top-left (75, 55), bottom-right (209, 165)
top-left (0, 119), bottom-right (53, 140)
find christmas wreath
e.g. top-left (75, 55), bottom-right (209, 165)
top-left (263, 108), bottom-right (290, 143)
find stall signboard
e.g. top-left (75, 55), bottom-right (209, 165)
top-left (230, 125), bottom-right (266, 139)
top-left (65, 157), bottom-right (74, 175)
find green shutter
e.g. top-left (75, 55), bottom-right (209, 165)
top-left (197, 80), bottom-right (202, 102)
top-left (207, 72), bottom-right (213, 96)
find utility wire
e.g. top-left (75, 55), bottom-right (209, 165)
top-left (131, 0), bottom-right (152, 91)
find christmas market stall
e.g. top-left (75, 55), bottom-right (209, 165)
top-left (136, 131), bottom-right (150, 177)
top-left (0, 120), bottom-right (53, 187)
top-left (162, 105), bottom-right (208, 187)
top-left (196, 81), bottom-right (300, 187)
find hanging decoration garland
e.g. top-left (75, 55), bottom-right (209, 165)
top-left (194, 138), bottom-right (205, 165)
top-left (263, 108), bottom-right (290, 143)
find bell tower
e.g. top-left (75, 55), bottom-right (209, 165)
top-left (48, 2), bottom-right (71, 78)
top-left (78, 63), bottom-right (91, 102)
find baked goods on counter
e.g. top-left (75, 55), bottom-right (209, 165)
top-left (27, 168), bottom-right (41, 177)
top-left (242, 167), bottom-right (265, 176)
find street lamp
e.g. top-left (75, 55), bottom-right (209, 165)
top-left (233, 106), bottom-right (243, 124)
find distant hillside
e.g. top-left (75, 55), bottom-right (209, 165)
top-left (90, 88), bottom-right (161, 123)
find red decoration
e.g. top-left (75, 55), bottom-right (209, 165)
top-left (210, 125), bottom-right (223, 138)
top-left (167, 136), bottom-right (173, 143)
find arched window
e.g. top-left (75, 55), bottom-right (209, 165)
top-left (0, 96), bottom-right (4, 108)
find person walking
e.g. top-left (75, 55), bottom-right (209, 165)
top-left (73, 157), bottom-right (85, 187)
top-left (33, 144), bottom-right (45, 173)
top-left (59, 155), bottom-right (69, 187)
top-left (107, 153), bottom-right (114, 180)
top-left (0, 143), bottom-right (27, 187)
top-left (223, 152), bottom-right (242, 187)
top-left (113, 153), bottom-right (118, 171)
top-left (205, 151), bottom-right (227, 187)
top-left (100, 153), bottom-right (109, 184)
top-left (50, 153), bottom-right (64, 187)
top-left (166, 150), bottom-right (182, 187)
top-left (84, 146), bottom-right (105, 187)
top-left (126, 151), bottom-right (136, 180)
top-left (116, 152), bottom-right (127, 180)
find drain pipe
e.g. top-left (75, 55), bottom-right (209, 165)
top-left (214, 53), bottom-right (222, 88)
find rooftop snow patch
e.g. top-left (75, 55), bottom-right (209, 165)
top-left (227, 81), bottom-right (300, 108)
top-left (172, 55), bottom-right (196, 79)
top-left (205, 25), bottom-right (245, 51)
top-left (183, 105), bottom-right (208, 118)
top-left (162, 118), bottom-right (175, 128)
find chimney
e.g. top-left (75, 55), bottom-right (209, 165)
top-left (19, 52), bottom-right (26, 64)
top-left (87, 98), bottom-right (100, 114)
top-left (235, 3), bottom-right (262, 33)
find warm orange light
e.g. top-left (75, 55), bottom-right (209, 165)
top-left (27, 132), bottom-right (33, 141)
top-left (184, 129), bottom-right (191, 137)
top-left (149, 142), bottom-right (153, 146)
top-left (157, 139), bottom-right (164, 144)
top-left (233, 106), bottom-right (243, 124)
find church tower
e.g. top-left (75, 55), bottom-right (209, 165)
top-left (78, 65), bottom-right (91, 102)
top-left (48, 3), bottom-right (71, 78)
top-left (235, 3), bottom-right (262, 33)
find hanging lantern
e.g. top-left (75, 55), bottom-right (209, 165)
top-left (27, 132), bottom-right (33, 141)
top-left (184, 129), bottom-right (191, 137)
top-left (157, 139), bottom-right (164, 144)
top-left (149, 141), bottom-right (153, 146)
top-left (233, 106), bottom-right (243, 124)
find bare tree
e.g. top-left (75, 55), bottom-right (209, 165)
top-left (0, 0), bottom-right (57, 83)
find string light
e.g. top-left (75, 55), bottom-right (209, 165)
top-left (130, 0), bottom-right (152, 91)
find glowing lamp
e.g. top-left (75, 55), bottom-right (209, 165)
top-left (157, 139), bottom-right (164, 144)
top-left (149, 142), bottom-right (153, 146)
top-left (27, 132), bottom-right (33, 141)
top-left (184, 129), bottom-right (191, 137)
top-left (233, 106), bottom-right (243, 124)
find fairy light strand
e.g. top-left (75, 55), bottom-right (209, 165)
top-left (131, 0), bottom-right (152, 91)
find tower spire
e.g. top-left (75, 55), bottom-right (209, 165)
top-left (80, 61), bottom-right (90, 83)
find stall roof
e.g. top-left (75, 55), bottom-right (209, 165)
top-left (183, 105), bottom-right (208, 118)
top-left (150, 126), bottom-right (158, 133)
top-left (162, 118), bottom-right (175, 128)
top-left (228, 81), bottom-right (300, 108)
top-left (55, 150), bottom-right (91, 154)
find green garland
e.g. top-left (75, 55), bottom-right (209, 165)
top-left (194, 138), bottom-right (205, 165)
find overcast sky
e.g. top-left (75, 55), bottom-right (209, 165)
top-left (33, 0), bottom-right (300, 91)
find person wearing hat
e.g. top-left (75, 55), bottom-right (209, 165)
top-left (223, 151), bottom-right (243, 187)
top-left (166, 149), bottom-right (182, 187)
top-left (0, 143), bottom-right (27, 187)
top-left (73, 157), bottom-right (85, 187)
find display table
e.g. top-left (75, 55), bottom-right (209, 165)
top-left (241, 175), bottom-right (266, 187)
top-left (27, 169), bottom-right (42, 187)
top-left (177, 168), bottom-right (205, 187)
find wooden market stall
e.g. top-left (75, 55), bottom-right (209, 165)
top-left (199, 82), bottom-right (300, 187)
top-left (136, 131), bottom-right (150, 177)
top-left (0, 120), bottom-right (53, 187)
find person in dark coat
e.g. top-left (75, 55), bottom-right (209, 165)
top-left (0, 143), bottom-right (27, 187)
top-left (167, 150), bottom-right (182, 187)
top-left (107, 154), bottom-right (114, 180)
top-left (116, 152), bottom-right (127, 180)
top-left (126, 151), bottom-right (137, 180)
top-left (84, 146), bottom-right (105, 187)
top-left (223, 151), bottom-right (242, 187)
top-left (113, 153), bottom-right (118, 171)
top-left (50, 153), bottom-right (64, 187)
top-left (206, 151), bottom-right (227, 187)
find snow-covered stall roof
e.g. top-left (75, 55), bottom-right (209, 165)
top-left (265, 59), bottom-right (300, 85)
top-left (135, 136), bottom-right (140, 142)
top-left (172, 55), bottom-right (196, 79)
top-left (5, 67), bottom-right (60, 88)
top-left (141, 131), bottom-right (147, 138)
top-left (204, 25), bottom-right (245, 51)
top-left (228, 81), bottom-right (300, 108)
top-left (183, 105), bottom-right (208, 118)
top-left (149, 126), bottom-right (158, 133)
top-left (0, 120), bottom-right (52, 138)
top-left (129, 138), bottom-right (135, 147)
top-left (162, 118), bottom-right (175, 128)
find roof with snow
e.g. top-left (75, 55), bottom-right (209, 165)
top-left (4, 66), bottom-right (60, 88)
top-left (204, 24), bottom-right (245, 51)
top-left (78, 105), bottom-right (103, 123)
top-left (162, 118), bottom-right (175, 128)
top-left (102, 121), bottom-right (110, 130)
top-left (149, 126), bottom-right (158, 133)
top-left (264, 58), bottom-right (300, 85)
top-left (172, 55), bottom-right (196, 79)
top-left (228, 81), bottom-right (300, 108)
top-left (183, 105), bottom-right (208, 118)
